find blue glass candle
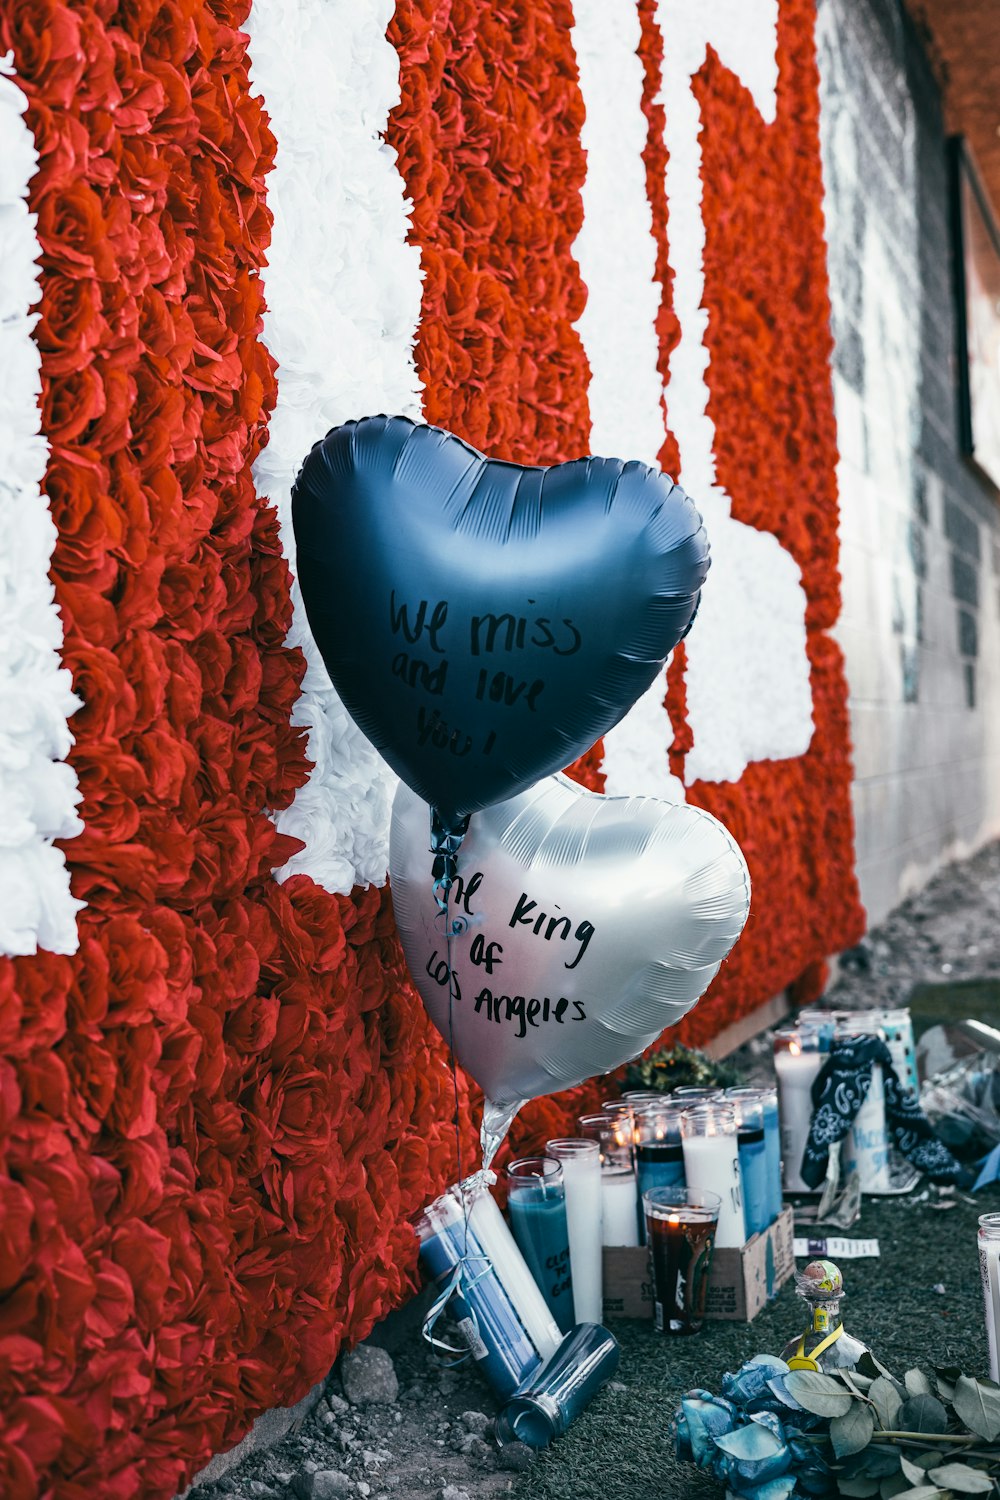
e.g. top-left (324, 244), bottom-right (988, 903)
top-left (728, 1086), bottom-right (782, 1225)
top-left (495, 1323), bottom-right (621, 1450)
top-left (415, 1188), bottom-right (540, 1399)
top-left (729, 1092), bottom-right (769, 1239)
top-left (759, 1087), bottom-right (782, 1223)
top-left (634, 1102), bottom-right (686, 1242)
top-left (506, 1158), bottom-right (575, 1334)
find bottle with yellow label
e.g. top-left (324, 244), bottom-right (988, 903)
top-left (780, 1259), bottom-right (869, 1372)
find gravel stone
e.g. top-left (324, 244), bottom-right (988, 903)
top-left (292, 1470), bottom-right (352, 1500)
top-left (497, 1441), bottom-right (534, 1473)
top-left (458, 1412), bottom-right (490, 1437)
top-left (340, 1346), bottom-right (399, 1408)
top-left (437, 1488), bottom-right (471, 1500)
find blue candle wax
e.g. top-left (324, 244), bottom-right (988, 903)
top-left (637, 1140), bottom-right (685, 1197)
top-left (737, 1127), bottom-right (769, 1239)
top-left (508, 1190), bottom-right (575, 1334)
top-left (418, 1212), bottom-right (540, 1398)
top-left (760, 1096), bottom-right (782, 1224)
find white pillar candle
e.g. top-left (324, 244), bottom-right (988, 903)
top-left (462, 1179), bottom-right (562, 1359)
top-left (601, 1169), bottom-right (640, 1247)
top-left (546, 1139), bottom-right (603, 1323)
top-left (839, 1062), bottom-right (892, 1192)
top-left (681, 1131), bottom-right (746, 1248)
top-left (774, 1038), bottom-right (825, 1193)
top-left (980, 1214), bottom-right (1000, 1382)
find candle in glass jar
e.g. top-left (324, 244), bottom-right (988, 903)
top-left (506, 1158), bottom-right (575, 1334)
top-left (979, 1213), bottom-right (1000, 1381)
top-left (577, 1114), bottom-right (640, 1248)
top-left (836, 1030), bottom-right (891, 1192)
top-left (643, 1188), bottom-right (721, 1334)
top-left (774, 1029), bottom-right (827, 1193)
top-left (680, 1103), bottom-right (746, 1248)
top-left (546, 1139), bottom-right (603, 1322)
top-left (634, 1102), bottom-right (686, 1196)
top-left (727, 1091), bottom-right (769, 1238)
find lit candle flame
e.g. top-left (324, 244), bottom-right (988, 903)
top-left (669, 1213), bottom-right (680, 1226)
top-left (789, 1040), bottom-right (801, 1057)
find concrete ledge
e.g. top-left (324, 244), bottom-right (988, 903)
top-left (176, 1381), bottom-right (326, 1498)
top-left (702, 991), bottom-right (791, 1059)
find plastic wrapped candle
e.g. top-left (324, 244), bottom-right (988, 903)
top-left (680, 1102), bottom-right (746, 1248)
top-left (414, 1187), bottom-right (540, 1398)
top-left (461, 1178), bottom-right (563, 1359)
top-left (546, 1140), bottom-right (603, 1323)
top-left (774, 1028), bottom-right (828, 1193)
top-left (577, 1114), bottom-right (640, 1248)
top-left (727, 1091), bottom-right (769, 1238)
top-left (506, 1158), bottom-right (575, 1334)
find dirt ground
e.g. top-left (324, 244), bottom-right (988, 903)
top-left (182, 839), bottom-right (1000, 1500)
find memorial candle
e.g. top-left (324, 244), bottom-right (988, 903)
top-left (463, 1178), bottom-right (563, 1360)
top-left (577, 1114), bottom-right (640, 1248)
top-left (414, 1187), bottom-right (540, 1398)
top-left (835, 1023), bottom-right (892, 1193)
top-left (728, 1091), bottom-right (769, 1238)
top-left (979, 1213), bottom-right (1000, 1381)
top-left (774, 1028), bottom-right (827, 1193)
top-left (643, 1188), bottom-right (721, 1334)
top-left (546, 1140), bottom-right (603, 1323)
top-left (634, 1101), bottom-right (686, 1198)
top-left (506, 1158), bottom-right (575, 1334)
top-left (680, 1102), bottom-right (746, 1248)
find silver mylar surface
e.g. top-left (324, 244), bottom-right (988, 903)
top-left (390, 774), bottom-right (751, 1155)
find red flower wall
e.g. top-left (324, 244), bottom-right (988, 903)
top-left (0, 0), bottom-right (861, 1493)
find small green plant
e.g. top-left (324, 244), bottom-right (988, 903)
top-left (624, 1042), bottom-right (743, 1095)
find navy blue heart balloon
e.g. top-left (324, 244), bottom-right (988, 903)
top-left (292, 416), bottom-right (709, 831)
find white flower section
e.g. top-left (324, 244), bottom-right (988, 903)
top-left (571, 0), bottom-right (684, 802)
top-left (655, 0), bottom-right (815, 785)
top-left (246, 0), bottom-right (423, 893)
top-left (0, 53), bottom-right (83, 957)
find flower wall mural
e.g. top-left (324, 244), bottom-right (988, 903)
top-left (0, 0), bottom-right (860, 1493)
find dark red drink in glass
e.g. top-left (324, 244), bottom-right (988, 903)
top-left (643, 1188), bottom-right (721, 1334)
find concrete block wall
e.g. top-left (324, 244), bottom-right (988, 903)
top-left (818, 0), bottom-right (1000, 927)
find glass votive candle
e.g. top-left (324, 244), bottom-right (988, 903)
top-left (506, 1158), bottom-right (575, 1334)
top-left (728, 1085), bottom-right (781, 1225)
top-left (773, 1027), bottom-right (829, 1193)
top-left (545, 1139), bottom-right (603, 1323)
top-left (672, 1086), bottom-right (724, 1102)
top-left (601, 1099), bottom-right (637, 1155)
top-left (576, 1114), bottom-right (639, 1248)
top-left (680, 1103), bottom-right (746, 1248)
top-left (643, 1187), bottom-right (721, 1334)
top-left (727, 1091), bottom-right (769, 1238)
top-left (979, 1212), bottom-right (1000, 1381)
top-left (834, 1018), bottom-right (891, 1192)
top-left (622, 1089), bottom-right (663, 1106)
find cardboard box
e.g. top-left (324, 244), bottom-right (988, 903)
top-left (602, 1206), bottom-right (795, 1323)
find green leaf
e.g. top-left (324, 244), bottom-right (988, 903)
top-left (859, 1352), bottom-right (899, 1383)
top-left (870, 1377), bottom-right (904, 1431)
top-left (901, 1456), bottom-right (928, 1487)
top-left (843, 1447), bottom-right (905, 1480)
top-left (882, 1473), bottom-right (910, 1500)
top-left (905, 1370), bottom-right (933, 1398)
top-left (927, 1465), bottom-right (994, 1495)
top-left (831, 1404), bottom-right (877, 1458)
top-left (935, 1368), bottom-right (961, 1402)
top-left (952, 1377), bottom-right (1000, 1443)
top-left (843, 1371), bottom-right (877, 1396)
top-left (785, 1370), bottom-right (854, 1418)
top-left (894, 1488), bottom-right (948, 1500)
top-left (898, 1395), bottom-right (950, 1435)
top-left (839, 1477), bottom-right (882, 1496)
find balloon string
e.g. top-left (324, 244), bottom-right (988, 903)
top-left (425, 850), bottom-right (482, 1365)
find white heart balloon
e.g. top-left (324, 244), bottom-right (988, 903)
top-left (389, 774), bottom-right (750, 1157)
